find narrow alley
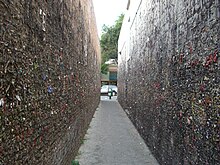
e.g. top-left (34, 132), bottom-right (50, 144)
top-left (76, 96), bottom-right (159, 165)
top-left (1, 0), bottom-right (219, 165)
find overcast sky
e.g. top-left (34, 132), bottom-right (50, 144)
top-left (92, 0), bottom-right (128, 37)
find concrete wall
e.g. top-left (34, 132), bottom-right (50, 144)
top-left (118, 0), bottom-right (219, 164)
top-left (0, 0), bottom-right (100, 164)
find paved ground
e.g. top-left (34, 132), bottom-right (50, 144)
top-left (76, 96), bottom-right (159, 165)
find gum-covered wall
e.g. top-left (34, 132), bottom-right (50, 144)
top-left (118, 0), bottom-right (219, 164)
top-left (0, 0), bottom-right (100, 164)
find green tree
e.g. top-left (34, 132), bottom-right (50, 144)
top-left (100, 14), bottom-right (124, 64)
top-left (101, 63), bottom-right (108, 74)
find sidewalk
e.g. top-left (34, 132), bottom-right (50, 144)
top-left (76, 96), bottom-right (159, 165)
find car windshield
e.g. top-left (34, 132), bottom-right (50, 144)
top-left (101, 85), bottom-right (116, 88)
top-left (101, 85), bottom-right (109, 89)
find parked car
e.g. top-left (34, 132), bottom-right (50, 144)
top-left (101, 85), bottom-right (118, 96)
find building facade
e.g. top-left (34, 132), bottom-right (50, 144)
top-left (101, 61), bottom-right (118, 85)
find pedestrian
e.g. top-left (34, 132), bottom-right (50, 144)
top-left (108, 88), bottom-right (113, 99)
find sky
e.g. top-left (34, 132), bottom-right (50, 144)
top-left (92, 0), bottom-right (128, 37)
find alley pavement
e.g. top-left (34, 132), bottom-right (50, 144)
top-left (76, 96), bottom-right (159, 165)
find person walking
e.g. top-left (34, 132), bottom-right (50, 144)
top-left (108, 88), bottom-right (113, 99)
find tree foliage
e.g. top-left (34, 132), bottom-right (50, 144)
top-left (100, 14), bottom-right (124, 64)
top-left (101, 63), bottom-right (109, 74)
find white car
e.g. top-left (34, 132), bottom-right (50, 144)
top-left (101, 85), bottom-right (118, 95)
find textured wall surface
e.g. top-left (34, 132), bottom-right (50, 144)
top-left (118, 0), bottom-right (219, 164)
top-left (0, 0), bottom-right (100, 164)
